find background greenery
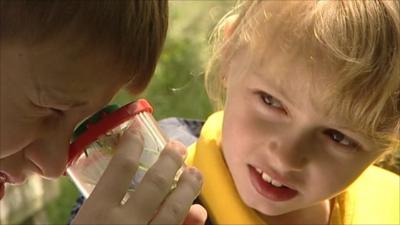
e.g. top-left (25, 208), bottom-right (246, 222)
top-left (113, 1), bottom-right (236, 119)
top-left (21, 1), bottom-right (234, 224)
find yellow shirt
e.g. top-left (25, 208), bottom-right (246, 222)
top-left (187, 111), bottom-right (399, 224)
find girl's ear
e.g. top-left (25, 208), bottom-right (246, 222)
top-left (223, 15), bottom-right (238, 41)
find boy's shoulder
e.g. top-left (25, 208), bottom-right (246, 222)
top-left (159, 117), bottom-right (205, 147)
top-left (345, 166), bottom-right (399, 224)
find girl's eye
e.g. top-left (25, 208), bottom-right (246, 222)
top-left (323, 129), bottom-right (358, 149)
top-left (259, 93), bottom-right (286, 113)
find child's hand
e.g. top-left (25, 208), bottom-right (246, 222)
top-left (72, 128), bottom-right (206, 225)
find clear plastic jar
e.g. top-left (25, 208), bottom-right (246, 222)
top-left (66, 99), bottom-right (177, 198)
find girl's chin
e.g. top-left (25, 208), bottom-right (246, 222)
top-left (239, 185), bottom-right (301, 217)
top-left (238, 191), bottom-right (285, 216)
top-left (244, 199), bottom-right (291, 216)
top-left (254, 205), bottom-right (296, 217)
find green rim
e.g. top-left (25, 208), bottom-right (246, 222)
top-left (72, 104), bottom-right (119, 140)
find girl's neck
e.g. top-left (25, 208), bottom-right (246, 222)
top-left (258, 199), bottom-right (332, 225)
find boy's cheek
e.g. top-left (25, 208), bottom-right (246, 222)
top-left (0, 127), bottom-right (33, 159)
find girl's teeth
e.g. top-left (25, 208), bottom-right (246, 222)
top-left (256, 168), bottom-right (262, 174)
top-left (271, 180), bottom-right (283, 187)
top-left (259, 169), bottom-right (284, 187)
top-left (261, 172), bottom-right (272, 183)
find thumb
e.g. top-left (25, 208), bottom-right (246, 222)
top-left (182, 204), bottom-right (208, 225)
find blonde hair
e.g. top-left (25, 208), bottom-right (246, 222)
top-left (206, 1), bottom-right (399, 155)
top-left (0, 0), bottom-right (168, 93)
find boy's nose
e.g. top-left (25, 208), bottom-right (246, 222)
top-left (24, 131), bottom-right (71, 178)
top-left (25, 143), bottom-right (69, 178)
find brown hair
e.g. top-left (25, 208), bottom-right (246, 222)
top-left (206, 1), bottom-right (399, 155)
top-left (0, 0), bottom-right (169, 93)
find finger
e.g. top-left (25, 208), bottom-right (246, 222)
top-left (89, 127), bottom-right (144, 204)
top-left (150, 167), bottom-right (203, 225)
top-left (125, 140), bottom-right (186, 220)
top-left (182, 204), bottom-right (208, 225)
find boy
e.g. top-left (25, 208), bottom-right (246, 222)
top-left (1, 1), bottom-right (205, 224)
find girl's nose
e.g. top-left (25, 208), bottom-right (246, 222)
top-left (267, 135), bottom-right (310, 172)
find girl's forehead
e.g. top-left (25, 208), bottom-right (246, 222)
top-left (231, 32), bottom-right (351, 128)
top-left (237, 2), bottom-right (340, 97)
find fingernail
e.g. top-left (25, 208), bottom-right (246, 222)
top-left (126, 126), bottom-right (143, 139)
top-left (169, 140), bottom-right (187, 158)
top-left (187, 167), bottom-right (202, 182)
top-left (122, 126), bottom-right (144, 145)
top-left (127, 125), bottom-right (139, 134)
top-left (178, 147), bottom-right (187, 158)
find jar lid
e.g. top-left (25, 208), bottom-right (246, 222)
top-left (67, 99), bottom-right (153, 166)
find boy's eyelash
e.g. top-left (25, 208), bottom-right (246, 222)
top-left (49, 107), bottom-right (64, 115)
top-left (29, 98), bottom-right (66, 116)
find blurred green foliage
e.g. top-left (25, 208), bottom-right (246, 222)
top-left (42, 178), bottom-right (80, 224)
top-left (114, 1), bottom-right (235, 120)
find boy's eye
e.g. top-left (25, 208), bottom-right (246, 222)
top-left (49, 107), bottom-right (64, 115)
top-left (323, 129), bottom-right (358, 149)
top-left (30, 100), bottom-right (64, 116)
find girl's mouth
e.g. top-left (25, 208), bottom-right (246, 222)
top-left (248, 165), bottom-right (298, 201)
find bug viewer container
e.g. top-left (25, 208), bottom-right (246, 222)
top-left (66, 99), bottom-right (174, 198)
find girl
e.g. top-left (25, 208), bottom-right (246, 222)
top-left (163, 1), bottom-right (399, 224)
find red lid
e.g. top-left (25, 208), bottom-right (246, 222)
top-left (67, 99), bottom-right (153, 166)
